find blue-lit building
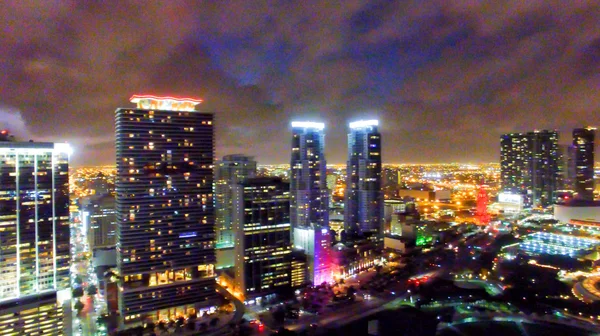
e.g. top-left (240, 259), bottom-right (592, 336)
top-left (290, 122), bottom-right (331, 284)
top-left (290, 122), bottom-right (329, 230)
top-left (344, 120), bottom-right (383, 238)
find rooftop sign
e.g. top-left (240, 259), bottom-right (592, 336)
top-left (130, 95), bottom-right (202, 111)
top-left (349, 120), bottom-right (379, 129)
top-left (291, 121), bottom-right (325, 130)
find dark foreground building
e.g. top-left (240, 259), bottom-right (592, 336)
top-left (233, 177), bottom-right (292, 299)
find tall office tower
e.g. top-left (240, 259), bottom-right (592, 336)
top-left (344, 120), bottom-right (383, 238)
top-left (500, 130), bottom-right (560, 207)
top-left (573, 127), bottom-right (596, 201)
top-left (83, 194), bottom-right (117, 251)
top-left (0, 141), bottom-right (71, 335)
top-left (215, 154), bottom-right (256, 247)
top-left (290, 122), bottom-right (329, 229)
top-left (115, 95), bottom-right (216, 324)
top-left (232, 177), bottom-right (291, 298)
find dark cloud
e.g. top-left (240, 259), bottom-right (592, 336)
top-left (1, 0), bottom-right (599, 166)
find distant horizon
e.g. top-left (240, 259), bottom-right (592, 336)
top-left (70, 161), bottom-right (502, 169)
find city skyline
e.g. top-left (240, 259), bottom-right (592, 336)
top-left (1, 2), bottom-right (599, 166)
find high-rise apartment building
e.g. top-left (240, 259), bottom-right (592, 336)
top-left (344, 120), bottom-right (383, 237)
top-left (215, 154), bottom-right (256, 247)
top-left (232, 177), bottom-right (291, 298)
top-left (290, 122), bottom-right (329, 229)
top-left (83, 194), bottom-right (117, 250)
top-left (289, 121), bottom-right (331, 283)
top-left (558, 144), bottom-right (577, 192)
top-left (115, 95), bottom-right (216, 323)
top-left (500, 130), bottom-right (560, 207)
top-left (0, 141), bottom-right (71, 335)
top-left (573, 127), bottom-right (596, 201)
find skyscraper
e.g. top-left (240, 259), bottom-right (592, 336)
top-left (215, 154), bottom-right (256, 247)
top-left (115, 95), bottom-right (216, 323)
top-left (344, 120), bottom-right (383, 238)
top-left (557, 144), bottom-right (577, 192)
top-left (500, 130), bottom-right (560, 207)
top-left (290, 122), bottom-right (329, 229)
top-left (232, 177), bottom-right (291, 298)
top-left (83, 194), bottom-right (117, 251)
top-left (573, 127), bottom-right (596, 201)
top-left (290, 121), bottom-right (331, 283)
top-left (0, 141), bottom-right (71, 335)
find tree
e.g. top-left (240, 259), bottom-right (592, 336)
top-left (74, 275), bottom-right (83, 285)
top-left (72, 287), bottom-right (84, 298)
top-left (199, 322), bottom-right (208, 332)
top-left (87, 284), bottom-right (98, 296)
top-left (176, 316), bottom-right (185, 327)
top-left (157, 321), bottom-right (166, 331)
top-left (209, 317), bottom-right (219, 327)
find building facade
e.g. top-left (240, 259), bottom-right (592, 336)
top-left (115, 95), bottom-right (216, 323)
top-left (344, 120), bottom-right (383, 238)
top-left (232, 177), bottom-right (291, 298)
top-left (215, 154), bottom-right (256, 247)
top-left (573, 127), bottom-right (596, 201)
top-left (290, 122), bottom-right (329, 229)
top-left (500, 130), bottom-right (560, 207)
top-left (292, 226), bottom-right (332, 285)
top-left (558, 144), bottom-right (577, 192)
top-left (0, 141), bottom-right (71, 335)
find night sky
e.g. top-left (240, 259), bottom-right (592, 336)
top-left (1, 1), bottom-right (599, 166)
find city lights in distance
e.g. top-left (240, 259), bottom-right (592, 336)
top-left (130, 94), bottom-right (203, 111)
top-left (291, 121), bottom-right (325, 130)
top-left (349, 120), bottom-right (379, 129)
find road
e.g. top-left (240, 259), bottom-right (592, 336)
top-left (71, 219), bottom-right (106, 336)
top-left (201, 284), bottom-right (246, 336)
top-left (284, 295), bottom-right (410, 333)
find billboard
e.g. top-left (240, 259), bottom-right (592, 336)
top-left (498, 193), bottom-right (523, 205)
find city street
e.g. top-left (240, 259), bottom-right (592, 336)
top-left (71, 219), bottom-right (106, 336)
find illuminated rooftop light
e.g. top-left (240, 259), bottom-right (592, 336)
top-left (55, 143), bottom-right (74, 156)
top-left (291, 121), bottom-right (325, 130)
top-left (130, 94), bottom-right (202, 111)
top-left (349, 120), bottom-right (379, 129)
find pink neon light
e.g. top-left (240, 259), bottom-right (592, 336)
top-left (129, 95), bottom-right (203, 104)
